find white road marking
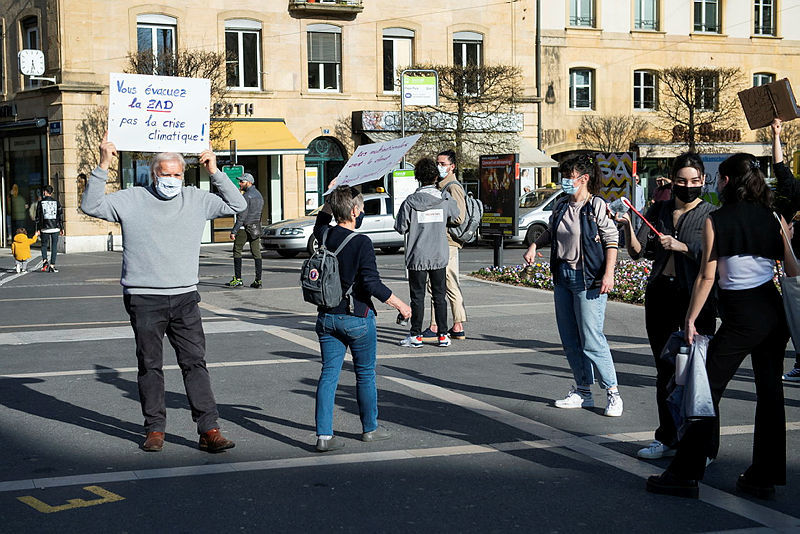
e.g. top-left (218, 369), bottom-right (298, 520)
top-left (0, 260), bottom-right (44, 286)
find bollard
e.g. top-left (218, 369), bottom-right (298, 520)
top-left (107, 232), bottom-right (113, 251)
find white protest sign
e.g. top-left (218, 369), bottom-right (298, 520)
top-left (108, 72), bottom-right (211, 153)
top-left (324, 134), bottom-right (422, 194)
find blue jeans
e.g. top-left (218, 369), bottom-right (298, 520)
top-left (553, 263), bottom-right (618, 389)
top-left (315, 310), bottom-right (378, 436)
top-left (40, 231), bottom-right (59, 265)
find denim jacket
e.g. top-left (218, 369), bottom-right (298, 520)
top-left (549, 196), bottom-right (612, 290)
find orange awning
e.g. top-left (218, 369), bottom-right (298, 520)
top-left (212, 119), bottom-right (307, 155)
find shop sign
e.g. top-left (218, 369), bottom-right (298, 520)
top-left (212, 102), bottom-right (255, 117)
top-left (354, 110), bottom-right (523, 133)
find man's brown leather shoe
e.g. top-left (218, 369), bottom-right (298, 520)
top-left (199, 428), bottom-right (235, 453)
top-left (142, 432), bottom-right (165, 452)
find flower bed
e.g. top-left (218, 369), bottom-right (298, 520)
top-left (472, 260), bottom-right (652, 305)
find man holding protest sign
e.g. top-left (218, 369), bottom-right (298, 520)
top-left (81, 133), bottom-right (246, 453)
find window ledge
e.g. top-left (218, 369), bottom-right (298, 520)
top-left (630, 29), bottom-right (666, 36)
top-left (690, 32), bottom-right (728, 39)
top-left (565, 26), bottom-right (602, 34)
top-left (303, 91), bottom-right (351, 99)
top-left (751, 34), bottom-right (782, 41)
top-left (226, 88), bottom-right (275, 96)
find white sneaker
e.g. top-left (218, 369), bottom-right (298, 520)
top-left (554, 386), bottom-right (594, 409)
top-left (399, 335), bottom-right (423, 348)
top-left (15, 265), bottom-right (20, 273)
top-left (604, 391), bottom-right (623, 417)
top-left (637, 440), bottom-right (676, 459)
top-left (438, 334), bottom-right (451, 347)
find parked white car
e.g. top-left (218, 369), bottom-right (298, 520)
top-left (509, 188), bottom-right (565, 246)
top-left (261, 193), bottom-right (404, 258)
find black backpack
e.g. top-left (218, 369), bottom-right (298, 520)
top-left (300, 226), bottom-right (357, 308)
top-left (443, 180), bottom-right (484, 244)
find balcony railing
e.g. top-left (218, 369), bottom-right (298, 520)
top-left (289, 0), bottom-right (364, 16)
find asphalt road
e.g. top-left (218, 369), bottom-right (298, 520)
top-left (0, 244), bottom-right (798, 532)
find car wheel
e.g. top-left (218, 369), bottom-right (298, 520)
top-left (276, 250), bottom-right (299, 258)
top-left (524, 224), bottom-right (547, 247)
top-left (306, 235), bottom-right (318, 256)
top-left (380, 246), bottom-right (401, 254)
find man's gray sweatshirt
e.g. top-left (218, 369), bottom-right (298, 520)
top-left (81, 167), bottom-right (247, 295)
top-left (231, 184), bottom-right (264, 234)
top-left (394, 185), bottom-right (459, 271)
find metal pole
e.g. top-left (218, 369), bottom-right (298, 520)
top-left (1, 172), bottom-right (6, 248)
top-left (401, 71), bottom-right (406, 167)
top-left (535, 0), bottom-right (543, 187)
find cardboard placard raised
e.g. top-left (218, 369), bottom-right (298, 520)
top-left (738, 78), bottom-right (800, 130)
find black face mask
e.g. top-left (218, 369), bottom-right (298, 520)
top-left (673, 185), bottom-right (702, 203)
top-left (355, 212), bottom-right (365, 229)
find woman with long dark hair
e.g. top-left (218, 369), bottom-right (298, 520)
top-left (647, 153), bottom-right (797, 499)
top-left (618, 152), bottom-right (717, 460)
top-left (523, 153), bottom-right (623, 417)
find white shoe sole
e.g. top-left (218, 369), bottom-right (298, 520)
top-left (554, 400), bottom-right (594, 409)
top-left (637, 448), bottom-right (677, 459)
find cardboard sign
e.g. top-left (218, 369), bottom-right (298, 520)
top-left (324, 134), bottom-right (421, 194)
top-left (108, 72), bottom-right (211, 153)
top-left (738, 78), bottom-right (800, 130)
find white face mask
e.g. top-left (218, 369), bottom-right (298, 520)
top-left (155, 175), bottom-right (183, 199)
top-left (437, 165), bottom-right (450, 179)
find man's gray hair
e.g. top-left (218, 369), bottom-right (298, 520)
top-left (150, 152), bottom-right (186, 179)
top-left (328, 185), bottom-right (364, 223)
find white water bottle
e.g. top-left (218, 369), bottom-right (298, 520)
top-left (675, 345), bottom-right (690, 385)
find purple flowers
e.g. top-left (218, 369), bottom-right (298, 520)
top-left (473, 260), bottom-right (652, 304)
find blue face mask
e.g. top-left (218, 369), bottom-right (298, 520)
top-left (155, 175), bottom-right (183, 199)
top-left (560, 178), bottom-right (577, 195)
top-left (355, 212), bottom-right (365, 229)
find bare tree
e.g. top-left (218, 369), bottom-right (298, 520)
top-left (656, 66), bottom-right (743, 152)
top-left (578, 114), bottom-right (649, 153)
top-left (395, 64), bottom-right (523, 170)
top-left (125, 49), bottom-right (231, 143)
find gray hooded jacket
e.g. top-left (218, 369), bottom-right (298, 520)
top-left (394, 185), bottom-right (459, 270)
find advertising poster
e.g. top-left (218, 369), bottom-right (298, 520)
top-left (519, 167), bottom-right (536, 194)
top-left (479, 154), bottom-right (519, 236)
top-left (108, 72), bottom-right (211, 153)
top-left (305, 167), bottom-right (318, 192)
top-left (305, 192), bottom-right (320, 211)
top-left (595, 152), bottom-right (635, 202)
top-left (700, 153), bottom-right (730, 205)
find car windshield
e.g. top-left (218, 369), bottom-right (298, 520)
top-left (520, 190), bottom-right (557, 209)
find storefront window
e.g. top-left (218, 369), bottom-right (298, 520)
top-left (2, 133), bottom-right (46, 236)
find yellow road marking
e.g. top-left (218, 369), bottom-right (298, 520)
top-left (17, 485), bottom-right (124, 513)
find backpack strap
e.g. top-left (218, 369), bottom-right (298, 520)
top-left (332, 230), bottom-right (359, 312)
top-left (442, 180), bottom-right (465, 195)
top-left (333, 231), bottom-right (358, 255)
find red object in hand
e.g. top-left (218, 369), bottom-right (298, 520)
top-left (621, 197), bottom-right (662, 237)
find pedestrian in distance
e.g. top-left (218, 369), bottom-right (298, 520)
top-left (395, 157), bottom-right (460, 348)
top-left (652, 176), bottom-right (672, 203)
top-left (8, 183), bottom-right (28, 237)
top-left (771, 118), bottom-right (800, 382)
top-left (419, 149), bottom-right (468, 341)
top-left (226, 172), bottom-right (264, 289)
top-left (80, 133), bottom-right (246, 453)
top-left (11, 228), bottom-right (39, 273)
top-left (36, 185), bottom-right (64, 273)
top-left (617, 152), bottom-right (717, 460)
top-left (646, 153), bottom-right (796, 500)
top-left (523, 153), bottom-right (624, 417)
top-left (312, 183), bottom-right (411, 452)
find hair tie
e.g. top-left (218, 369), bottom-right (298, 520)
top-left (751, 159), bottom-right (760, 170)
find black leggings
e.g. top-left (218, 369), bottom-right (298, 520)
top-left (667, 281), bottom-right (788, 484)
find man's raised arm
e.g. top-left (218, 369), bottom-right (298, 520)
top-left (81, 132), bottom-right (122, 222)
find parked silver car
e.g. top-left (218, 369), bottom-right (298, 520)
top-left (261, 193), bottom-right (404, 258)
top-left (509, 188), bottom-right (565, 246)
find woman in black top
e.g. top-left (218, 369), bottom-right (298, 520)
top-left (312, 185), bottom-right (411, 453)
top-left (646, 153), bottom-right (798, 500)
top-left (618, 153), bottom-right (717, 460)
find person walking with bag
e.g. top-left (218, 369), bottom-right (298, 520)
top-left (617, 152), bottom-right (717, 459)
top-left (226, 173), bottom-right (264, 289)
top-left (523, 154), bottom-right (623, 417)
top-left (312, 184), bottom-right (411, 452)
top-left (647, 153), bottom-right (797, 499)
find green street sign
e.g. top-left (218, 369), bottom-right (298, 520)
top-left (392, 169), bottom-right (415, 178)
top-left (222, 165), bottom-right (244, 186)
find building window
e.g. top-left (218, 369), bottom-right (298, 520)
top-left (21, 17), bottom-right (39, 89)
top-left (695, 73), bottom-right (717, 111)
top-left (633, 70), bottom-right (657, 110)
top-left (569, 68), bottom-right (594, 110)
top-left (382, 28), bottom-right (413, 93)
top-left (570, 0), bottom-right (595, 27)
top-left (754, 0), bottom-right (775, 36)
top-left (225, 19), bottom-right (261, 89)
top-left (453, 31), bottom-right (482, 95)
top-left (753, 72), bottom-right (775, 86)
top-left (694, 0), bottom-right (720, 33)
top-left (634, 0), bottom-right (659, 30)
top-left (136, 14), bottom-right (177, 75)
top-left (307, 24), bottom-right (341, 92)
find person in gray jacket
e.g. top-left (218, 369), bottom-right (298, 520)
top-left (81, 133), bottom-right (246, 454)
top-left (227, 173), bottom-right (264, 289)
top-left (395, 157), bottom-right (459, 348)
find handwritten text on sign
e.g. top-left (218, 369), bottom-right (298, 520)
top-left (325, 134), bottom-right (422, 194)
top-left (108, 73), bottom-right (210, 153)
